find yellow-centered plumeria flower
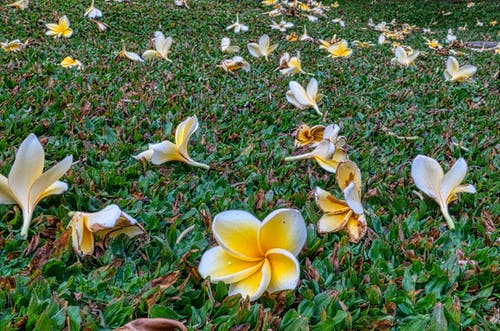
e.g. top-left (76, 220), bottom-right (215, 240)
top-left (424, 38), bottom-right (442, 49)
top-left (270, 20), bottom-right (294, 32)
top-left (352, 40), bottom-right (374, 48)
top-left (247, 34), bottom-right (278, 61)
top-left (221, 37), bottom-right (240, 53)
top-left (142, 31), bottom-right (173, 61)
top-left (217, 56), bottom-right (250, 73)
top-left (84, 0), bottom-right (102, 19)
top-left (286, 78), bottom-right (322, 115)
top-left (285, 124), bottom-right (349, 173)
top-left (226, 14), bottom-right (248, 33)
top-left (495, 44), bottom-right (500, 54)
top-left (319, 35), bottom-right (339, 49)
top-left (327, 39), bottom-right (353, 58)
top-left (444, 56), bottom-right (476, 82)
top-left (134, 115), bottom-right (209, 169)
top-left (1, 39), bottom-right (26, 52)
top-left (60, 56), bottom-right (83, 69)
top-left (118, 44), bottom-right (144, 62)
top-left (315, 161), bottom-right (367, 243)
top-left (294, 123), bottom-right (325, 147)
top-left (0, 134), bottom-right (73, 239)
top-left (411, 155), bottom-right (476, 230)
top-left (198, 209), bottom-right (306, 301)
top-left (69, 205), bottom-right (145, 256)
top-left (391, 46), bottom-right (419, 67)
top-left (6, 0), bottom-right (28, 10)
top-left (46, 15), bottom-right (73, 39)
top-left (278, 52), bottom-right (305, 76)
top-left (286, 32), bottom-right (299, 42)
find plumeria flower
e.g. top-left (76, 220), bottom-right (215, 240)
top-left (265, 8), bottom-right (283, 18)
top-left (444, 56), bottom-right (476, 82)
top-left (174, 0), bottom-right (190, 8)
top-left (118, 45), bottom-right (144, 62)
top-left (286, 32), bottom-right (299, 42)
top-left (247, 34), bottom-right (278, 61)
top-left (391, 46), bottom-right (419, 67)
top-left (332, 1), bottom-right (339, 8)
top-left (352, 40), bottom-right (374, 48)
top-left (46, 15), bottom-right (73, 38)
top-left (92, 20), bottom-right (109, 32)
top-left (1, 39), bottom-right (26, 52)
top-left (286, 78), bottom-right (322, 115)
top-left (221, 37), bottom-right (240, 53)
top-left (142, 31), bottom-right (173, 61)
top-left (60, 56), bottom-right (83, 69)
top-left (300, 26), bottom-right (313, 42)
top-left (378, 34), bottom-right (387, 45)
top-left (270, 20), bottom-right (294, 32)
top-left (424, 38), bottom-right (442, 49)
top-left (475, 20), bottom-right (483, 27)
top-left (495, 44), bottom-right (500, 55)
top-left (319, 35), bottom-right (338, 49)
top-left (446, 29), bottom-right (457, 43)
top-left (294, 123), bottom-right (325, 147)
top-left (466, 1), bottom-right (474, 8)
top-left (422, 27), bottom-right (433, 34)
top-left (285, 125), bottom-right (349, 173)
top-left (0, 134), bottom-right (73, 239)
top-left (490, 20), bottom-right (498, 27)
top-left (411, 155), bottom-right (476, 230)
top-left (315, 161), bottom-right (367, 242)
top-left (261, 0), bottom-right (278, 5)
top-left (327, 39), bottom-right (353, 58)
top-left (217, 56), bottom-right (250, 73)
top-left (198, 209), bottom-right (306, 301)
top-left (84, 0), bottom-right (102, 19)
top-left (279, 52), bottom-right (305, 76)
top-left (226, 14), bottom-right (248, 33)
top-left (69, 205), bottom-right (145, 256)
top-left (134, 116), bottom-right (209, 169)
top-left (6, 0), bottom-right (28, 10)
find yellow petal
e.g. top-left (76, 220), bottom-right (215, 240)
top-left (265, 248), bottom-right (300, 293)
top-left (452, 65), bottom-right (476, 82)
top-left (315, 187), bottom-right (350, 214)
top-left (62, 28), bottom-right (73, 38)
top-left (70, 212), bottom-right (95, 255)
top-left (411, 155), bottom-right (443, 202)
top-left (198, 246), bottom-right (264, 283)
top-left (345, 214), bottom-right (367, 243)
top-left (35, 181), bottom-right (68, 205)
top-left (0, 174), bottom-right (17, 204)
top-left (317, 210), bottom-right (351, 234)
top-left (212, 210), bottom-right (263, 261)
top-left (30, 155), bottom-right (72, 207)
top-left (175, 116), bottom-right (198, 157)
top-left (259, 209), bottom-right (306, 256)
top-left (336, 160), bottom-right (362, 192)
top-left (228, 259), bottom-right (271, 301)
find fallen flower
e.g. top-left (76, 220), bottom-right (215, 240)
top-left (46, 15), bottom-right (73, 38)
top-left (411, 155), bottom-right (476, 230)
top-left (69, 204), bottom-right (145, 256)
top-left (247, 34), bottom-right (278, 61)
top-left (92, 20), bottom-right (109, 32)
top-left (60, 56), bottom-right (83, 69)
top-left (327, 39), bottom-right (352, 58)
top-left (286, 78), bottom-right (322, 115)
top-left (84, 0), bottom-right (102, 19)
top-left (226, 14), bottom-right (248, 33)
top-left (294, 123), bottom-right (325, 147)
top-left (134, 115), bottom-right (209, 169)
top-left (174, 0), bottom-right (189, 8)
top-left (6, 0), bottom-right (28, 10)
top-left (198, 209), bottom-right (306, 301)
top-left (270, 20), bottom-right (294, 32)
top-left (444, 56), bottom-right (476, 82)
top-left (279, 52), bottom-right (305, 76)
top-left (424, 38), bottom-right (442, 50)
top-left (0, 134), bottom-right (73, 239)
top-left (316, 161), bottom-right (367, 242)
top-left (391, 46), bottom-right (419, 67)
top-left (115, 318), bottom-right (187, 331)
top-left (221, 37), bottom-right (240, 53)
top-left (352, 40), bottom-right (374, 48)
top-left (217, 56), bottom-right (250, 73)
top-left (142, 31), bottom-right (173, 61)
top-left (118, 45), bottom-right (144, 62)
top-left (1, 39), bottom-right (26, 52)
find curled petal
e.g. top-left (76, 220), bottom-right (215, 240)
top-left (317, 211), bottom-right (351, 234)
top-left (440, 158), bottom-right (467, 204)
top-left (336, 160), bottom-right (362, 192)
top-left (30, 155), bottom-right (72, 207)
top-left (315, 187), bottom-right (350, 214)
top-left (286, 90), bottom-right (306, 110)
top-left (228, 259), bottom-right (271, 301)
top-left (35, 181), bottom-right (69, 205)
top-left (0, 175), bottom-right (16, 204)
top-left (343, 182), bottom-right (364, 215)
top-left (411, 155), bottom-right (443, 202)
top-left (247, 43), bottom-right (261, 58)
top-left (345, 214), bottom-right (367, 243)
top-left (175, 116), bottom-right (198, 157)
top-left (150, 141), bottom-right (184, 164)
top-left (289, 81), bottom-right (311, 107)
top-left (265, 248), bottom-right (300, 293)
top-left (70, 212), bottom-right (95, 255)
top-left (259, 209), bottom-right (306, 256)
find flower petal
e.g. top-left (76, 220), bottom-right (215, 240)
top-left (440, 158), bottom-right (467, 204)
top-left (265, 248), bottom-right (300, 293)
top-left (411, 155), bottom-right (443, 202)
top-left (446, 56), bottom-right (459, 75)
top-left (453, 65), bottom-right (477, 82)
top-left (306, 78), bottom-right (318, 100)
top-left (212, 210), bottom-right (262, 261)
top-left (247, 43), bottom-right (261, 58)
top-left (336, 160), bottom-right (362, 192)
top-left (345, 214), bottom-right (367, 243)
top-left (70, 212), bottom-right (95, 255)
top-left (0, 174), bottom-right (17, 204)
top-left (228, 258), bottom-right (271, 301)
top-left (133, 147), bottom-right (154, 161)
top-left (198, 246), bottom-right (263, 283)
top-left (259, 209), bottom-right (306, 256)
top-left (286, 90), bottom-right (306, 110)
top-left (36, 181), bottom-right (68, 203)
top-left (315, 187), bottom-right (350, 214)
top-left (30, 155), bottom-right (72, 207)
top-left (150, 141), bottom-right (184, 165)
top-left (317, 211), bottom-right (351, 234)
top-left (289, 81), bottom-right (312, 107)
top-left (259, 35), bottom-right (270, 51)
top-left (142, 50), bottom-right (159, 60)
top-left (175, 116), bottom-right (198, 157)
top-left (343, 182), bottom-right (364, 215)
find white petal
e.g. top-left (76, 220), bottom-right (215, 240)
top-left (343, 182), bottom-right (364, 215)
top-left (247, 43), bottom-right (262, 58)
top-left (0, 174), bottom-right (17, 204)
top-left (30, 155), bottom-right (72, 207)
top-left (265, 248), bottom-right (300, 293)
top-left (440, 158), bottom-right (467, 203)
top-left (286, 90), bottom-right (306, 110)
top-left (306, 78), bottom-right (318, 99)
top-left (289, 81), bottom-right (312, 107)
top-left (411, 155), bottom-right (443, 202)
top-left (259, 209), bottom-right (306, 256)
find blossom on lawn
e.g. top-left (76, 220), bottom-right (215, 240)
top-left (411, 155), bottom-right (476, 230)
top-left (6, 0), bottom-right (28, 10)
top-left (247, 34), bottom-right (278, 61)
top-left (270, 20), bottom-right (294, 32)
top-left (294, 124), bottom-right (325, 147)
top-left (60, 56), bottom-right (83, 69)
top-left (118, 45), bottom-right (144, 62)
top-left (217, 56), bottom-right (250, 73)
top-left (226, 14), bottom-right (248, 33)
top-left (69, 205), bottom-right (145, 256)
top-left (0, 134), bottom-right (73, 239)
top-left (424, 38), bottom-right (442, 49)
top-left (198, 209), bottom-right (306, 301)
top-left (327, 39), bottom-right (352, 58)
top-left (286, 78), bottom-right (322, 115)
top-left (46, 15), bottom-right (73, 38)
top-left (316, 161), bottom-right (367, 242)
top-left (391, 46), bottom-right (419, 67)
top-left (134, 115), bottom-right (209, 169)
top-left (279, 52), bottom-right (305, 76)
top-left (1, 39), bottom-right (26, 52)
top-left (444, 56), bottom-right (476, 82)
top-left (84, 0), bottom-right (102, 19)
top-left (142, 31), bottom-right (173, 61)
top-left (221, 37), bottom-right (240, 53)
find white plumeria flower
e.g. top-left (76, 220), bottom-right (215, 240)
top-left (221, 37), bottom-right (240, 53)
top-left (142, 31), bottom-right (173, 61)
top-left (444, 56), bottom-right (476, 82)
top-left (446, 29), bottom-right (457, 43)
top-left (391, 46), bottom-right (419, 67)
top-left (84, 0), bottom-right (102, 19)
top-left (279, 52), bottom-right (305, 76)
top-left (411, 155), bottom-right (476, 230)
top-left (270, 20), bottom-right (294, 32)
top-left (118, 45), bottom-right (144, 62)
top-left (226, 14), bottom-right (248, 33)
top-left (247, 34), bottom-right (278, 61)
top-left (286, 78), bottom-right (322, 115)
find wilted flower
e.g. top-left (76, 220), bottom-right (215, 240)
top-left (0, 134), bottom-right (73, 239)
top-left (411, 155), bottom-right (476, 230)
top-left (424, 38), bottom-right (442, 49)
top-left (352, 40), bottom-right (374, 48)
top-left (198, 209), bottom-right (306, 301)
top-left (6, 0), bottom-right (28, 10)
top-left (278, 52), bottom-right (305, 76)
top-left (1, 39), bottom-right (26, 52)
top-left (391, 46), bottom-right (419, 67)
top-left (174, 0), bottom-right (189, 8)
top-left (294, 124), bottom-right (325, 147)
top-left (69, 205), bottom-right (145, 256)
top-left (46, 15), bottom-right (73, 38)
top-left (92, 20), bottom-right (109, 32)
top-left (118, 45), bottom-right (144, 62)
top-left (444, 56), bottom-right (476, 82)
top-left (300, 26), bottom-right (313, 42)
top-left (226, 14), bottom-right (248, 33)
top-left (221, 37), bottom-right (240, 53)
top-left (327, 39), bottom-right (353, 58)
top-left (84, 0), bottom-right (102, 19)
top-left (134, 116), bottom-right (209, 169)
top-left (270, 20), bottom-right (294, 32)
top-left (316, 161), bottom-right (367, 242)
top-left (142, 31), bottom-right (173, 61)
top-left (60, 56), bottom-right (83, 69)
top-left (286, 78), bottom-right (322, 115)
top-left (247, 34), bottom-right (278, 61)
top-left (286, 32), bottom-right (299, 42)
top-left (217, 56), bottom-right (250, 73)
top-left (319, 35), bottom-right (339, 49)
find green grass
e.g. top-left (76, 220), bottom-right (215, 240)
top-left (0, 0), bottom-right (499, 330)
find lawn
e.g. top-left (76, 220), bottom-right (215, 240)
top-left (0, 0), bottom-right (499, 330)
